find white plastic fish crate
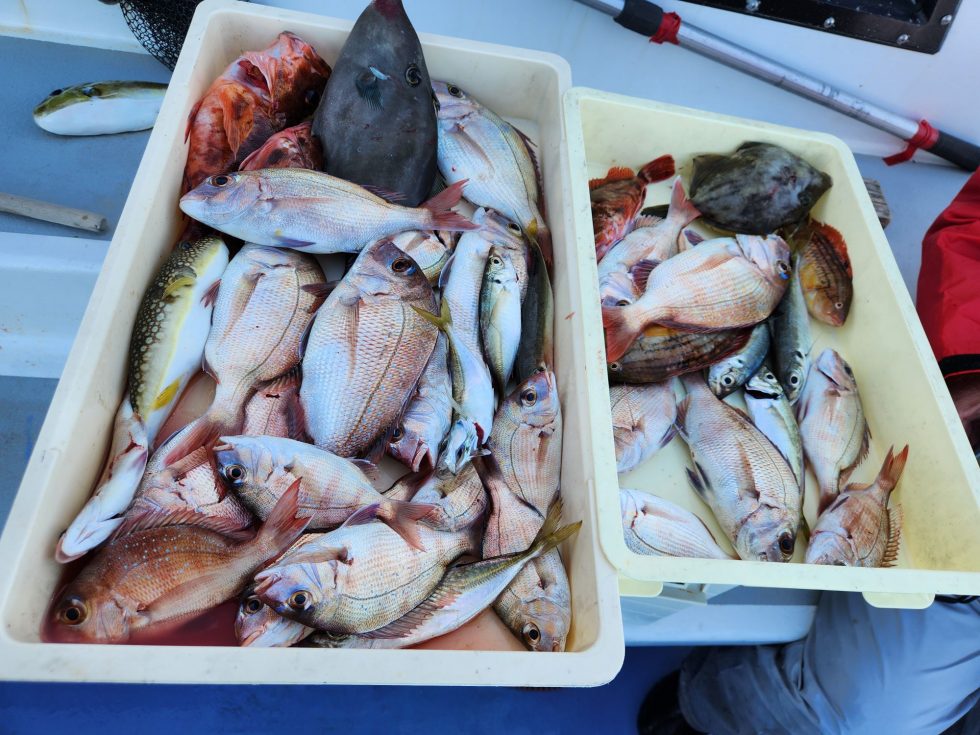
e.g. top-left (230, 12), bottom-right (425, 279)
top-left (0, 2), bottom-right (625, 686)
top-left (563, 87), bottom-right (980, 608)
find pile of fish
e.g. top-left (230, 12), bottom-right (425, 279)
top-left (45, 1), bottom-right (578, 653)
top-left (598, 142), bottom-right (908, 567)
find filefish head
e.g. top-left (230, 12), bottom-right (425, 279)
top-left (815, 348), bottom-right (858, 393)
top-left (736, 505), bottom-right (798, 563)
top-left (253, 561), bottom-right (339, 628)
top-left (515, 597), bottom-right (570, 653)
top-left (180, 172), bottom-right (263, 225)
top-left (236, 586), bottom-right (311, 647)
top-left (44, 580), bottom-right (131, 644)
top-left (431, 80), bottom-right (477, 122)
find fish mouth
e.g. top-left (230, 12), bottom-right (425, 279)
top-left (240, 629), bottom-right (264, 647)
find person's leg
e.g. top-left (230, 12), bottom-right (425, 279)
top-left (673, 593), bottom-right (980, 735)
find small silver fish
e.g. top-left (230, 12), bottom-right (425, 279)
top-left (744, 364), bottom-right (805, 488)
top-left (480, 246), bottom-right (522, 392)
top-left (770, 254), bottom-right (811, 403)
top-left (610, 382), bottom-right (677, 474)
top-left (620, 488), bottom-right (734, 559)
top-left (707, 322), bottom-right (770, 398)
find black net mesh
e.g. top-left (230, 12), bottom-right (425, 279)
top-left (119, 0), bottom-right (249, 70)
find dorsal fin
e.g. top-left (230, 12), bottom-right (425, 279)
top-left (882, 505), bottom-right (903, 567)
top-left (589, 166), bottom-right (636, 190)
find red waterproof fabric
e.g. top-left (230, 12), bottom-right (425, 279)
top-left (916, 168), bottom-right (980, 379)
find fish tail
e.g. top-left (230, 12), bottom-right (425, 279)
top-left (601, 304), bottom-right (638, 363)
top-left (529, 498), bottom-right (581, 559)
top-left (252, 478), bottom-right (311, 558)
top-left (421, 180), bottom-right (478, 232)
top-left (411, 297), bottom-right (452, 335)
top-left (378, 500), bottom-right (439, 551)
top-left (877, 445), bottom-right (910, 496)
top-left (638, 155), bottom-right (676, 184)
top-left (817, 484), bottom-right (838, 515)
top-left (667, 177), bottom-right (701, 227)
top-left (162, 399), bottom-right (244, 466)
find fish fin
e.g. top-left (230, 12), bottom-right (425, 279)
top-left (657, 424), bottom-right (677, 450)
top-left (667, 176), bottom-right (701, 226)
top-left (682, 228), bottom-right (705, 248)
top-left (589, 166), bottom-right (637, 190)
top-left (274, 543), bottom-right (351, 568)
top-left (354, 70), bottom-right (383, 110)
top-left (163, 408), bottom-right (240, 466)
top-left (421, 181), bottom-right (478, 232)
top-left (685, 466), bottom-right (708, 500)
top-left (350, 459), bottom-right (381, 483)
top-left (150, 379), bottom-right (182, 412)
top-left (377, 501), bottom-right (438, 551)
top-left (301, 280), bottom-right (338, 308)
top-left (274, 236), bottom-right (317, 249)
top-left (184, 98), bottom-right (204, 143)
top-left (284, 392), bottom-right (310, 444)
top-left (632, 214), bottom-right (662, 229)
top-left (638, 155), bottom-right (676, 184)
top-left (110, 507), bottom-right (251, 542)
top-left (162, 273), bottom-right (196, 301)
top-left (341, 502), bottom-right (381, 529)
top-left (361, 184), bottom-right (407, 203)
top-left (143, 570), bottom-right (242, 625)
top-left (218, 86), bottom-right (254, 157)
top-left (857, 423), bottom-right (872, 467)
top-left (437, 252), bottom-right (456, 290)
top-left (201, 278), bottom-right (221, 307)
top-left (253, 478), bottom-right (312, 555)
top-left (690, 154), bottom-right (727, 194)
top-left (673, 395), bottom-right (692, 442)
top-left (629, 260), bottom-right (659, 292)
top-left (601, 304), bottom-right (637, 363)
top-left (882, 505), bottom-right (903, 567)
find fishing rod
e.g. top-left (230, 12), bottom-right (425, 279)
top-left (576, 0), bottom-right (980, 171)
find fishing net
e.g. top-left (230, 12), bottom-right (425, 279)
top-left (117, 0), bottom-right (250, 70)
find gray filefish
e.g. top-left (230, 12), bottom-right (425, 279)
top-left (690, 142), bottom-right (832, 234)
top-left (313, 0), bottom-right (437, 206)
top-left (433, 81), bottom-right (551, 264)
top-left (387, 333), bottom-right (453, 473)
top-left (56, 236), bottom-right (229, 562)
top-left (797, 349), bottom-right (870, 514)
top-left (602, 234), bottom-right (791, 362)
top-left (770, 254), bottom-right (811, 403)
top-left (302, 239), bottom-right (439, 458)
top-left (34, 81), bottom-right (167, 136)
top-left (676, 374), bottom-right (802, 562)
top-left (480, 246), bottom-right (522, 392)
top-left (620, 488), bottom-right (734, 559)
top-left (180, 169), bottom-right (475, 255)
top-left (610, 383), bottom-right (677, 474)
top-left (744, 364), bottom-right (805, 488)
top-left (806, 446), bottom-right (908, 567)
top-left (707, 322), bottom-right (770, 398)
top-left (163, 244), bottom-right (323, 465)
top-left (213, 435), bottom-right (437, 550)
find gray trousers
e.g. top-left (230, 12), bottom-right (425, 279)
top-left (679, 592), bottom-right (980, 735)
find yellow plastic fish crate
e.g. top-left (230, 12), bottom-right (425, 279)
top-left (564, 88), bottom-right (980, 608)
top-left (0, 2), bottom-right (624, 685)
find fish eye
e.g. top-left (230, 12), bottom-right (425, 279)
top-left (222, 463), bottom-right (247, 485)
top-left (798, 192), bottom-right (812, 207)
top-left (447, 84), bottom-right (462, 98)
top-left (390, 257), bottom-right (414, 274)
top-left (616, 299), bottom-right (631, 307)
top-left (843, 365), bottom-right (854, 377)
top-left (49, 88), bottom-right (64, 97)
top-left (522, 623), bottom-right (541, 644)
top-left (59, 598), bottom-right (87, 626)
top-left (390, 426), bottom-right (404, 442)
top-left (834, 301), bottom-right (844, 310)
top-left (722, 374), bottom-right (735, 387)
top-left (777, 260), bottom-right (790, 278)
top-left (490, 255), bottom-right (503, 266)
top-left (778, 533), bottom-right (795, 556)
top-left (304, 88), bottom-right (320, 107)
top-left (81, 85), bottom-right (98, 98)
top-left (210, 174), bottom-right (233, 187)
top-left (405, 64), bottom-right (422, 87)
top-left (609, 362), bottom-right (622, 372)
top-left (520, 387), bottom-right (537, 406)
top-left (789, 374), bottom-right (800, 386)
top-left (244, 596), bottom-right (263, 614)
top-left (288, 591), bottom-right (310, 610)
top-left (506, 222), bottom-right (521, 234)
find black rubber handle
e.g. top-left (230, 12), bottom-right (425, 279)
top-left (615, 0), bottom-right (664, 36)
top-left (928, 130), bottom-right (980, 172)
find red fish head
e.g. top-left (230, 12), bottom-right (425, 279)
top-left (42, 579), bottom-right (131, 644)
top-left (243, 32), bottom-right (331, 123)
